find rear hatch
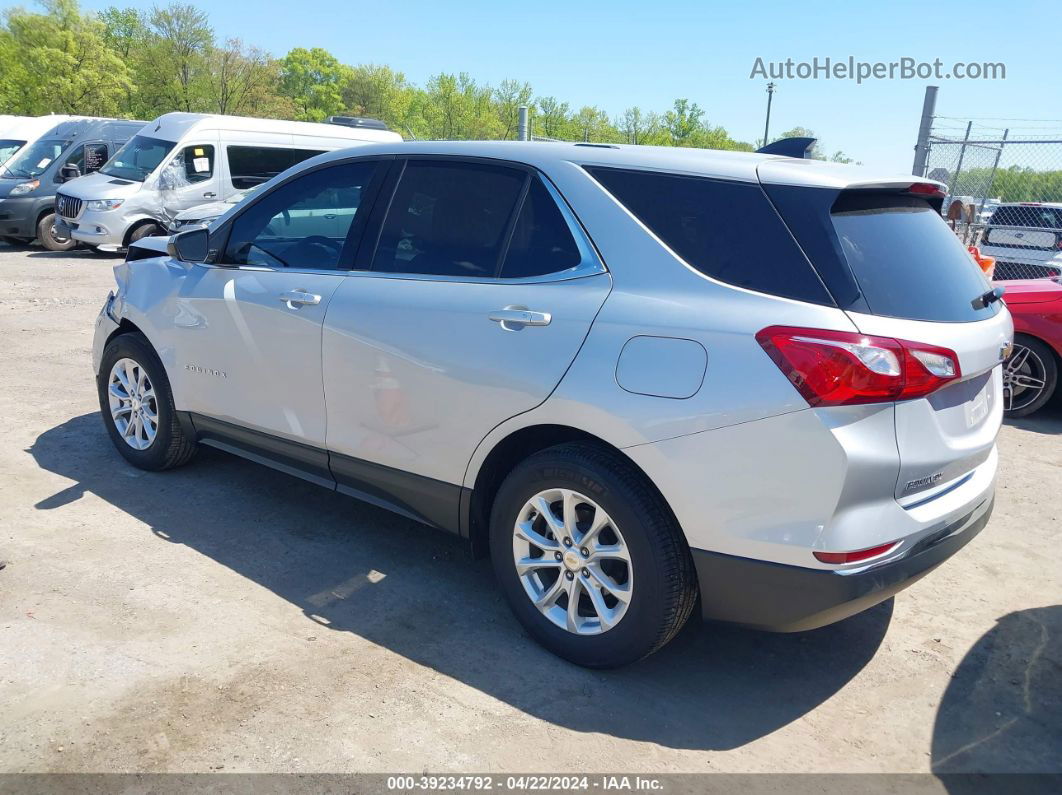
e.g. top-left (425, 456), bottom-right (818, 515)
top-left (760, 166), bottom-right (1013, 504)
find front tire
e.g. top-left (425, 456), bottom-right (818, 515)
top-left (490, 443), bottom-right (697, 668)
top-left (97, 333), bottom-right (197, 470)
top-left (128, 222), bottom-right (164, 246)
top-left (1003, 335), bottom-right (1058, 418)
top-left (37, 212), bottom-right (76, 252)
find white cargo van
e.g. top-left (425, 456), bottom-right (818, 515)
top-left (0, 115), bottom-right (85, 166)
top-left (56, 112), bottom-right (402, 251)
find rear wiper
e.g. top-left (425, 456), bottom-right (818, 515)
top-left (972, 286), bottom-right (1005, 309)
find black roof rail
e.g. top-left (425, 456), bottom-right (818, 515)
top-left (756, 137), bottom-right (816, 159)
top-left (326, 116), bottom-right (390, 131)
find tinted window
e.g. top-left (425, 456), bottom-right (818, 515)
top-left (223, 161), bottom-right (380, 269)
top-left (586, 167), bottom-right (832, 304)
top-left (830, 194), bottom-right (999, 322)
top-left (500, 177), bottom-right (583, 278)
top-left (988, 205), bottom-right (1062, 229)
top-left (227, 146), bottom-right (325, 190)
top-left (83, 143), bottom-right (109, 173)
top-left (372, 160), bottom-right (526, 277)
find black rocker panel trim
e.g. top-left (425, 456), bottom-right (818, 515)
top-left (183, 412), bottom-right (465, 535)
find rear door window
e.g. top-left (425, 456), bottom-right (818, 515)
top-left (500, 177), bottom-right (583, 278)
top-left (830, 194), bottom-right (999, 322)
top-left (585, 167), bottom-right (833, 304)
top-left (371, 160), bottom-right (526, 278)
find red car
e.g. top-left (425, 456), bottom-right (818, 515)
top-left (997, 278), bottom-right (1062, 417)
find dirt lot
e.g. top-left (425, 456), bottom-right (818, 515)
top-left (0, 242), bottom-right (1059, 775)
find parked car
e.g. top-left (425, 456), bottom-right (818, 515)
top-left (95, 142), bottom-right (1011, 667)
top-left (0, 117), bottom-right (144, 250)
top-left (56, 112), bottom-right (402, 252)
top-left (0, 115), bottom-right (85, 168)
top-left (979, 202), bottom-right (1062, 281)
top-left (166, 185), bottom-right (261, 233)
top-left (998, 278), bottom-right (1062, 417)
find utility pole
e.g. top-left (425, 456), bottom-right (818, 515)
top-left (517, 105), bottom-right (529, 141)
top-left (912, 85), bottom-right (938, 176)
top-left (762, 82), bottom-right (776, 147)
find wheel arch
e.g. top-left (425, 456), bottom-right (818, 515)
top-left (122, 217), bottom-right (165, 248)
top-left (466, 423), bottom-right (680, 559)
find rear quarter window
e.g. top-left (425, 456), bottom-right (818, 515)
top-left (585, 167), bottom-right (833, 305)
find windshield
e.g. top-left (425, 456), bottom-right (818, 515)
top-left (988, 205), bottom-right (1062, 230)
top-left (1, 138), bottom-right (70, 179)
top-left (100, 135), bottom-right (176, 182)
top-left (0, 139), bottom-right (27, 166)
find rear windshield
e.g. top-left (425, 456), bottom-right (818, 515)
top-left (830, 194), bottom-right (999, 322)
top-left (586, 167), bottom-right (833, 305)
top-left (987, 205), bottom-right (1062, 229)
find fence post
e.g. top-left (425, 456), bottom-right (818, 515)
top-left (977, 128), bottom-right (1008, 222)
top-left (517, 106), bottom-right (529, 141)
top-left (912, 85), bottom-right (938, 176)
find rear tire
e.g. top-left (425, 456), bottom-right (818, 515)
top-left (97, 333), bottom-right (197, 471)
top-left (1003, 335), bottom-right (1058, 418)
top-left (37, 212), bottom-right (76, 252)
top-left (490, 442), bottom-right (697, 668)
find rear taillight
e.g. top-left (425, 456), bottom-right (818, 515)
top-left (813, 541), bottom-right (899, 565)
top-left (756, 326), bottom-right (961, 407)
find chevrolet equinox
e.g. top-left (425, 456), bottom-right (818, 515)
top-left (93, 141), bottom-right (1012, 667)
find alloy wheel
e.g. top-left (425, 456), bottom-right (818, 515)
top-left (512, 488), bottom-right (633, 635)
top-left (107, 357), bottom-right (159, 450)
top-left (1003, 343), bottom-right (1048, 413)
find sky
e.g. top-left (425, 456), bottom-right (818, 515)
top-left (11, 0), bottom-right (1062, 171)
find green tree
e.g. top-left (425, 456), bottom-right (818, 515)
top-left (663, 98), bottom-right (704, 144)
top-left (2, 0), bottom-right (133, 115)
top-left (279, 47), bottom-right (348, 121)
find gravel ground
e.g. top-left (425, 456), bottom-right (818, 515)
top-left (0, 242), bottom-right (1059, 775)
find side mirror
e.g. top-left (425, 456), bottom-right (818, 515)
top-left (58, 164), bottom-right (81, 183)
top-left (167, 227), bottom-right (210, 262)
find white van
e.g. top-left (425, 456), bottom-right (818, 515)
top-left (55, 112), bottom-right (402, 251)
top-left (0, 115), bottom-right (84, 166)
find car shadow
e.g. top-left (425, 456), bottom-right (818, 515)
top-left (931, 605), bottom-right (1061, 777)
top-left (25, 249), bottom-right (115, 260)
top-left (29, 412), bottom-right (894, 751)
top-left (1004, 401), bottom-right (1062, 435)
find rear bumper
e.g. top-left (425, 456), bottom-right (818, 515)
top-left (693, 496), bottom-right (993, 632)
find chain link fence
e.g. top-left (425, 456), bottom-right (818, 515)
top-left (919, 121), bottom-right (1062, 280)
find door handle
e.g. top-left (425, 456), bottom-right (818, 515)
top-left (203, 191), bottom-right (216, 198)
top-left (489, 308), bottom-right (552, 329)
top-left (279, 289), bottom-right (321, 307)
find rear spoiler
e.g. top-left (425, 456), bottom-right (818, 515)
top-left (756, 137), bottom-right (816, 159)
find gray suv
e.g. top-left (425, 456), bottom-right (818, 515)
top-left (92, 142), bottom-right (1011, 667)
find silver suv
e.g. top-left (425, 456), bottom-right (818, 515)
top-left (93, 142), bottom-right (1012, 667)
